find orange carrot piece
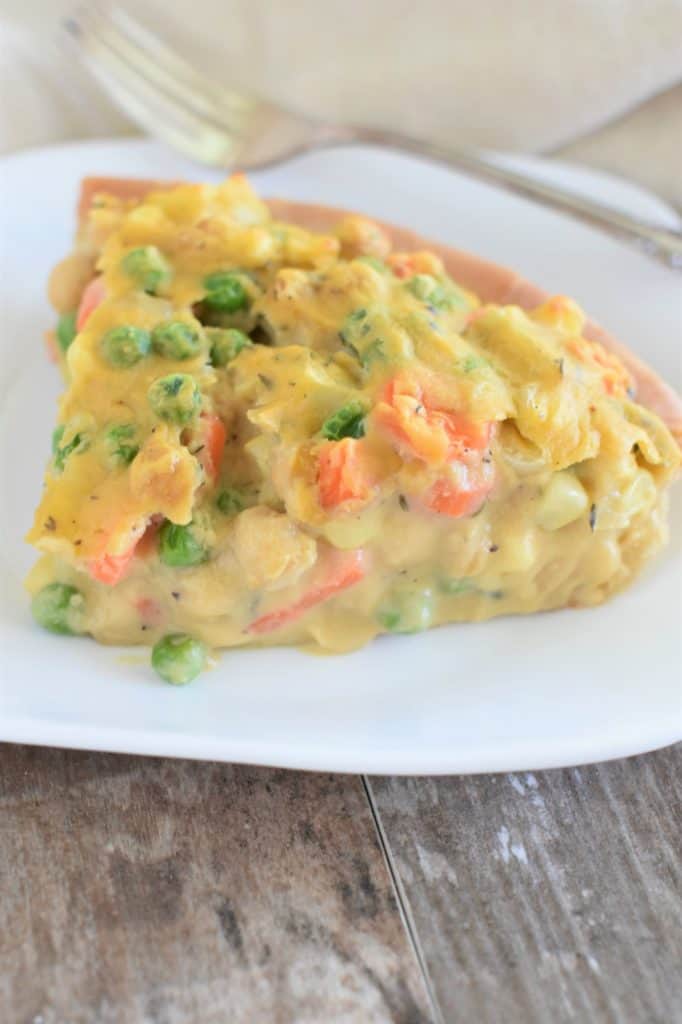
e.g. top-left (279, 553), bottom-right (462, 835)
top-left (76, 276), bottom-right (106, 331)
top-left (387, 251), bottom-right (443, 278)
top-left (387, 254), bottom-right (415, 279)
top-left (375, 373), bottom-right (492, 465)
top-left (424, 448), bottom-right (495, 517)
top-left (194, 413), bottom-right (227, 486)
top-left (426, 471), bottom-right (491, 518)
top-left (440, 412), bottom-right (492, 455)
top-left (317, 438), bottom-right (374, 509)
top-left (88, 548), bottom-right (136, 586)
top-left (566, 336), bottom-right (631, 398)
top-left (247, 549), bottom-right (366, 635)
top-left (87, 518), bottom-right (159, 586)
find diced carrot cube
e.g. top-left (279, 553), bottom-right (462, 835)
top-left (441, 413), bottom-right (492, 455)
top-left (424, 450), bottom-right (495, 518)
top-left (387, 253), bottom-right (415, 279)
top-left (388, 251), bottom-right (443, 278)
top-left (76, 276), bottom-right (106, 331)
top-left (194, 413), bottom-right (226, 486)
top-left (317, 438), bottom-right (374, 509)
top-left (426, 473), bottom-right (490, 518)
top-left (375, 373), bottom-right (492, 466)
top-left (87, 518), bottom-right (159, 586)
top-left (566, 336), bottom-right (631, 398)
top-left (88, 549), bottom-right (136, 586)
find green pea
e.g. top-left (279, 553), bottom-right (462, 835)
top-left (216, 488), bottom-right (244, 516)
top-left (152, 321), bottom-right (203, 360)
top-left (56, 311), bottom-right (78, 353)
top-left (52, 425), bottom-right (90, 472)
top-left (151, 633), bottom-right (206, 685)
top-left (406, 274), bottom-right (465, 310)
top-left (31, 582), bottom-right (84, 635)
top-left (121, 246), bottom-right (171, 294)
top-left (101, 325), bottom-right (151, 367)
top-left (203, 271), bottom-right (249, 312)
top-left (105, 423), bottom-right (139, 466)
top-left (158, 521), bottom-right (207, 567)
top-left (321, 401), bottom-right (366, 441)
top-left (407, 274), bottom-right (439, 301)
top-left (208, 327), bottom-right (252, 367)
top-left (377, 589), bottom-right (434, 634)
top-left (148, 374), bottom-right (201, 424)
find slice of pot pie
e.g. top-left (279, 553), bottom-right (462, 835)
top-left (27, 175), bottom-right (681, 684)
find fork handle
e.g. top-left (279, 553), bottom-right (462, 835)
top-left (323, 125), bottom-right (682, 271)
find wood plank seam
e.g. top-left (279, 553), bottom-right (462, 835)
top-left (365, 747), bottom-right (682, 1024)
top-left (362, 775), bottom-right (444, 1024)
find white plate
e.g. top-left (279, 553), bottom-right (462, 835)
top-left (0, 138), bottom-right (680, 774)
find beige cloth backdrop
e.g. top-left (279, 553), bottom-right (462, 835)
top-left (2, 0), bottom-right (681, 207)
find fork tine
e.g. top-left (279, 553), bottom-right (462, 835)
top-left (66, 3), bottom-right (317, 172)
top-left (70, 4), bottom-right (254, 133)
top-left (65, 10), bottom-right (243, 166)
top-left (105, 4), bottom-right (255, 116)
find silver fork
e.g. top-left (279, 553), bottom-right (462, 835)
top-left (65, 4), bottom-right (682, 270)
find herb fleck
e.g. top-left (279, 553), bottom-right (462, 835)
top-left (52, 426), bottom-right (90, 473)
top-left (462, 355), bottom-right (488, 373)
top-left (360, 339), bottom-right (385, 368)
top-left (321, 402), bottom-right (366, 441)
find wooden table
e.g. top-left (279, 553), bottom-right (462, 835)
top-left (1, 742), bottom-right (679, 1023)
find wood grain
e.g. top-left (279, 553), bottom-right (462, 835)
top-left (367, 744), bottom-right (682, 1024)
top-left (2, 742), bottom-right (679, 1024)
top-left (0, 746), bottom-right (432, 1024)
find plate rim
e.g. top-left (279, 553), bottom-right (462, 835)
top-left (1, 711), bottom-right (680, 775)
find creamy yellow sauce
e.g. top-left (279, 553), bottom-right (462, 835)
top-left (27, 176), bottom-right (680, 655)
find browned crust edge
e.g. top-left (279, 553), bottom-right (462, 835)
top-left (78, 177), bottom-right (682, 446)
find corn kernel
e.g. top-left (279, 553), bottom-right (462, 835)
top-left (536, 472), bottom-right (589, 530)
